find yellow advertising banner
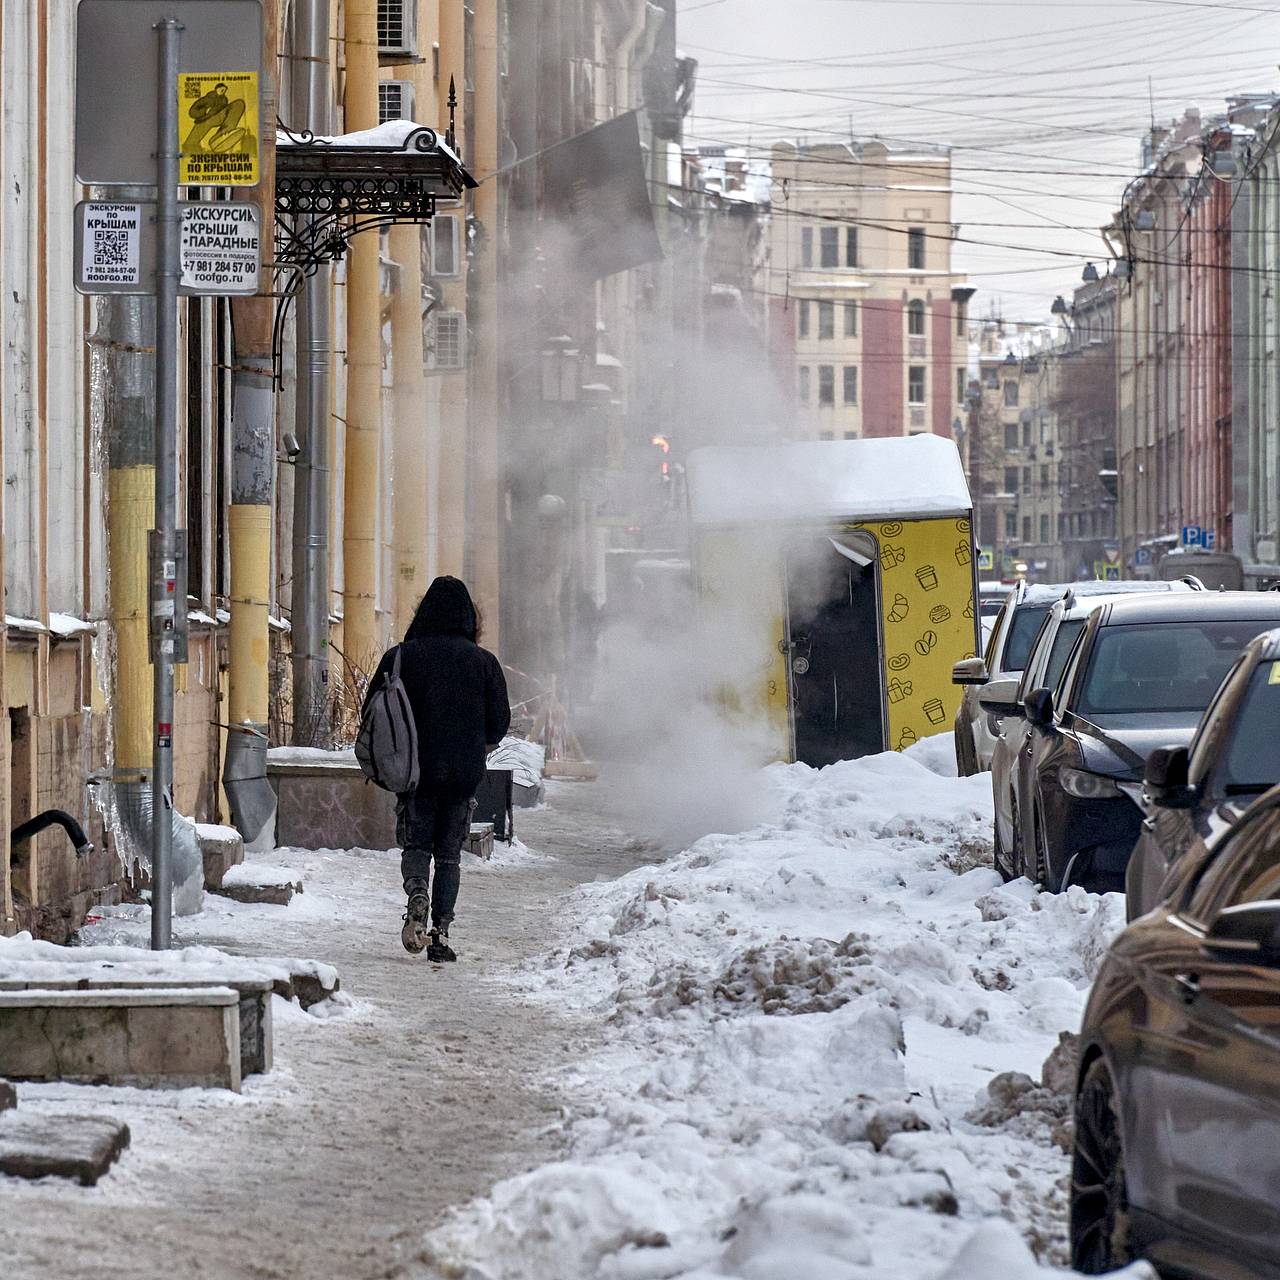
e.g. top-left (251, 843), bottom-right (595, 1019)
top-left (178, 72), bottom-right (260, 186)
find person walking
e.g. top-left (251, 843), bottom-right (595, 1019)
top-left (364, 576), bottom-right (510, 960)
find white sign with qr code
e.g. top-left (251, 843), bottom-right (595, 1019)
top-left (81, 203), bottom-right (142, 286)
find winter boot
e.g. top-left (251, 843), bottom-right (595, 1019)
top-left (401, 887), bottom-right (431, 954)
top-left (426, 924), bottom-right (456, 963)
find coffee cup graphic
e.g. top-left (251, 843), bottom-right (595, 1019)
top-left (915, 564), bottom-right (939, 591)
top-left (923, 697), bottom-right (946, 726)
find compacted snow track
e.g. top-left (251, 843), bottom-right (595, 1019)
top-left (0, 783), bottom-right (658, 1280)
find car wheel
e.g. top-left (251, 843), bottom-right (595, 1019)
top-left (1033, 803), bottom-right (1051, 888)
top-left (1070, 1058), bottom-right (1134, 1274)
top-left (1009, 793), bottom-right (1024, 878)
top-left (993, 818), bottom-right (1015, 883)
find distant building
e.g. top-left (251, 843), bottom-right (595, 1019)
top-left (767, 140), bottom-right (972, 442)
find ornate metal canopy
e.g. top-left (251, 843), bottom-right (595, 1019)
top-left (274, 122), bottom-right (476, 276)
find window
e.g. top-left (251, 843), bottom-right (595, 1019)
top-left (843, 300), bottom-right (857, 337)
top-left (845, 227), bottom-right (859, 267)
top-left (908, 365), bottom-right (926, 404)
top-left (428, 310), bottom-right (466, 370)
top-left (956, 368), bottom-right (966, 404)
top-left (798, 366), bottom-right (810, 404)
top-left (956, 300), bottom-right (967, 337)
top-left (429, 214), bottom-right (460, 278)
top-left (1040, 464), bottom-right (1050, 487)
top-left (1021, 465), bottom-right (1030, 489)
top-left (908, 226), bottom-right (925, 270)
top-left (816, 301), bottom-right (834, 340)
top-left (1003, 381), bottom-right (1019, 407)
top-left (1022, 421), bottom-right (1032, 447)
top-left (1003, 467), bottom-right (1018, 493)
top-left (798, 300), bottom-right (810, 339)
top-left (907, 299), bottom-right (926, 337)
top-left (1005, 511), bottom-right (1018, 538)
top-left (843, 431), bottom-right (857, 440)
top-left (1004, 424), bottom-right (1018, 449)
top-left (820, 226), bottom-right (839, 268)
top-left (1003, 604), bottom-right (1052, 670)
top-left (377, 0), bottom-right (417, 54)
top-left (1039, 514), bottom-right (1050, 542)
top-left (1186, 808), bottom-right (1280, 926)
top-left (379, 80), bottom-right (416, 123)
top-left (1022, 516), bottom-right (1032, 543)
top-left (801, 226), bottom-right (813, 267)
top-left (818, 365), bottom-right (835, 406)
top-left (843, 366), bottom-right (858, 405)
top-left (818, 431), bottom-right (834, 440)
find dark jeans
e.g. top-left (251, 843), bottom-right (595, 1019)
top-left (397, 790), bottom-right (475, 928)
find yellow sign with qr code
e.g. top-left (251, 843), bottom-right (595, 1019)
top-left (178, 73), bottom-right (260, 186)
top-left (1269, 661), bottom-right (1280, 685)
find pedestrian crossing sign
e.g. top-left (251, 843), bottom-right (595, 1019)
top-left (178, 72), bottom-right (260, 186)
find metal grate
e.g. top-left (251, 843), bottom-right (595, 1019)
top-left (378, 80), bottom-right (416, 124)
top-left (377, 0), bottom-right (416, 53)
top-left (430, 310), bottom-right (466, 370)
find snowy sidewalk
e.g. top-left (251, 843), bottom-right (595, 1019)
top-left (415, 743), bottom-right (1152, 1280)
top-left (0, 784), bottom-right (658, 1279)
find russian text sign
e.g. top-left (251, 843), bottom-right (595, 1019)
top-left (180, 203), bottom-right (260, 293)
top-left (76, 202), bottom-right (148, 292)
top-left (178, 72), bottom-right (260, 186)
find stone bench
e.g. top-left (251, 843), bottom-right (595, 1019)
top-left (0, 976), bottom-right (272, 1079)
top-left (0, 986), bottom-right (243, 1092)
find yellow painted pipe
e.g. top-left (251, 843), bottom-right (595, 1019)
top-left (227, 503), bottom-right (271, 726)
top-left (108, 465), bottom-right (155, 775)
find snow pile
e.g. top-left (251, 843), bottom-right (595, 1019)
top-left (221, 863), bottom-right (302, 889)
top-left (487, 736), bottom-right (546, 790)
top-left (417, 743), bottom-right (1137, 1279)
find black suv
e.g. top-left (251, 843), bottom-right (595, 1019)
top-left (1127, 625), bottom-right (1280, 919)
top-left (1012, 593), bottom-right (1280, 893)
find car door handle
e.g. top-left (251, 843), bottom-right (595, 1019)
top-left (1175, 972), bottom-right (1200, 1004)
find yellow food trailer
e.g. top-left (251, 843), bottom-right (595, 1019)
top-left (686, 435), bottom-right (977, 765)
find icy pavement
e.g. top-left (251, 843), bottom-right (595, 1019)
top-left (414, 740), bottom-right (1154, 1280)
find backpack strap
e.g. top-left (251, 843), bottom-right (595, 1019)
top-left (388, 644), bottom-right (402, 684)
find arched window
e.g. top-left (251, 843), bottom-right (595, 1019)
top-left (907, 299), bottom-right (926, 337)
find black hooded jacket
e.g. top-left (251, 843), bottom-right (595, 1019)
top-left (365, 577), bottom-right (511, 796)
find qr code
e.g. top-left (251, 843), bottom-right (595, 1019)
top-left (94, 228), bottom-right (131, 266)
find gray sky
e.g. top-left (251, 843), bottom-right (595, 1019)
top-left (679, 0), bottom-right (1280, 320)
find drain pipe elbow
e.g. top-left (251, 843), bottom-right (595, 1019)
top-left (11, 809), bottom-right (94, 857)
top-left (223, 725), bottom-right (277, 851)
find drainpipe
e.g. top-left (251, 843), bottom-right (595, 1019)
top-left (287, 0), bottom-right (333, 745)
top-left (224, 0), bottom-right (280, 844)
top-left (341, 0), bottom-right (383, 676)
top-left (96, 205), bottom-right (202, 914)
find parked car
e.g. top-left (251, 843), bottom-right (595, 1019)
top-left (1126, 626), bottom-right (1280, 920)
top-left (1008, 593), bottom-right (1280, 893)
top-left (952, 578), bottom-right (1203, 778)
top-left (986, 590), bottom-right (1134, 881)
top-left (1071, 784), bottom-right (1280, 1276)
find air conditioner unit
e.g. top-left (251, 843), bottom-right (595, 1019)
top-left (377, 0), bottom-right (417, 56)
top-left (378, 79), bottom-right (416, 124)
top-left (429, 214), bottom-right (461, 278)
top-left (428, 310), bottom-right (466, 371)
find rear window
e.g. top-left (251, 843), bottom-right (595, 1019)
top-left (1221, 663), bottom-right (1280, 795)
top-left (1045, 618), bottom-right (1085, 692)
top-left (1077, 620), bottom-right (1270, 716)
top-left (1003, 604), bottom-right (1051, 671)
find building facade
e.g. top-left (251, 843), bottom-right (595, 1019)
top-left (767, 140), bottom-right (971, 443)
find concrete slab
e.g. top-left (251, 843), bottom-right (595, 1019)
top-left (0, 977), bottom-right (273, 1078)
top-left (0, 1112), bottom-right (130, 1185)
top-left (268, 757), bottom-right (397, 849)
top-left (0, 986), bottom-right (242, 1091)
top-left (211, 880), bottom-right (299, 906)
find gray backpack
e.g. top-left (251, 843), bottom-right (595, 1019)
top-left (355, 646), bottom-right (420, 794)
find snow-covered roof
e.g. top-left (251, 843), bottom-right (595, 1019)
top-left (687, 435), bottom-right (971, 526)
top-left (277, 118), bottom-right (461, 165)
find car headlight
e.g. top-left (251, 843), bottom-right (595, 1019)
top-left (1059, 766), bottom-right (1122, 800)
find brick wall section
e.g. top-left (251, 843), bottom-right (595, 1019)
top-left (863, 298), bottom-right (904, 436)
top-left (931, 299), bottom-right (953, 438)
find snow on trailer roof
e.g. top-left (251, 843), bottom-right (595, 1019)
top-left (686, 435), bottom-right (971, 526)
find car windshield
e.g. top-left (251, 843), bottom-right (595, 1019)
top-left (1221, 662), bottom-right (1280, 794)
top-left (1077, 620), bottom-right (1271, 717)
top-left (1003, 603), bottom-right (1051, 671)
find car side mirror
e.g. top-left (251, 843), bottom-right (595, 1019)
top-left (952, 657), bottom-right (989, 686)
top-left (978, 676), bottom-right (1021, 716)
top-left (1023, 687), bottom-right (1054, 729)
top-left (1203, 901), bottom-right (1280, 964)
top-left (1144, 746), bottom-right (1196, 809)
